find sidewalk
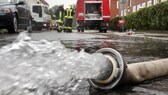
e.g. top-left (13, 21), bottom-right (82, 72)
top-left (107, 30), bottom-right (168, 41)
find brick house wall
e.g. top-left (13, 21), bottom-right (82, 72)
top-left (119, 0), bottom-right (167, 16)
top-left (109, 0), bottom-right (118, 19)
top-left (109, 0), bottom-right (167, 18)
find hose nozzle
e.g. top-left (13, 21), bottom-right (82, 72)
top-left (88, 48), bottom-right (126, 90)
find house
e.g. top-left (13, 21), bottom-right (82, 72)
top-left (109, 0), bottom-right (167, 19)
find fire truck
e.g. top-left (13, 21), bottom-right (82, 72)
top-left (76, 0), bottom-right (110, 33)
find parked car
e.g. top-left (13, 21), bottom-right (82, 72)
top-left (0, 0), bottom-right (32, 33)
top-left (30, 4), bottom-right (51, 31)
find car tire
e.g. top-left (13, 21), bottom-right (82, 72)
top-left (104, 29), bottom-right (107, 33)
top-left (8, 15), bottom-right (17, 33)
top-left (46, 23), bottom-right (50, 30)
top-left (99, 29), bottom-right (102, 33)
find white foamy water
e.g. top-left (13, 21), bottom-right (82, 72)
top-left (0, 32), bottom-right (108, 95)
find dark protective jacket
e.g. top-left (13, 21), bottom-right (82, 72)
top-left (55, 6), bottom-right (65, 22)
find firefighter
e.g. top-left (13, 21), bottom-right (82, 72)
top-left (64, 5), bottom-right (74, 32)
top-left (49, 12), bottom-right (56, 31)
top-left (55, 4), bottom-right (64, 32)
top-left (50, 19), bottom-right (53, 31)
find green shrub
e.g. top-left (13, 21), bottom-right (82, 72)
top-left (109, 16), bottom-right (122, 30)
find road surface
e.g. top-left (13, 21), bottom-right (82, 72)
top-left (0, 30), bottom-right (168, 95)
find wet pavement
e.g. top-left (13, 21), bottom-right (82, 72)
top-left (0, 33), bottom-right (18, 48)
top-left (0, 30), bottom-right (168, 95)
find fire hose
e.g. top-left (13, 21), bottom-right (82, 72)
top-left (89, 48), bottom-right (168, 90)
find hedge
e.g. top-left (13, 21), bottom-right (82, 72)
top-left (109, 1), bottom-right (168, 30)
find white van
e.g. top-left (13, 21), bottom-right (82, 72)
top-left (30, 4), bottom-right (51, 30)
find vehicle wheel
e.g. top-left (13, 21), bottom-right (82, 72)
top-left (46, 23), bottom-right (50, 30)
top-left (77, 29), bottom-right (80, 32)
top-left (64, 29), bottom-right (67, 32)
top-left (58, 29), bottom-right (62, 32)
top-left (81, 29), bottom-right (84, 32)
top-left (8, 15), bottom-right (17, 33)
top-left (104, 29), bottom-right (107, 33)
top-left (99, 29), bottom-right (102, 33)
top-left (27, 20), bottom-right (32, 33)
top-left (69, 29), bottom-right (72, 33)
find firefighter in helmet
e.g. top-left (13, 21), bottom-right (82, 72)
top-left (55, 4), bottom-right (65, 32)
top-left (64, 5), bottom-right (74, 32)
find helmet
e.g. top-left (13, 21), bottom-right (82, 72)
top-left (59, 4), bottom-right (64, 7)
top-left (69, 5), bottom-right (73, 9)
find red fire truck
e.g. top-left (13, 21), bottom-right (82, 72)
top-left (76, 0), bottom-right (110, 33)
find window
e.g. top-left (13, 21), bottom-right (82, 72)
top-left (17, 0), bottom-right (25, 3)
top-left (133, 6), bottom-right (136, 12)
top-left (121, 9), bottom-right (127, 16)
top-left (137, 4), bottom-right (141, 11)
top-left (33, 6), bottom-right (42, 17)
top-left (120, 0), bottom-right (126, 3)
top-left (117, 1), bottom-right (119, 9)
top-left (124, 9), bottom-right (127, 16)
top-left (142, 2), bottom-right (146, 8)
top-left (154, 0), bottom-right (159, 5)
top-left (44, 6), bottom-right (50, 15)
top-left (161, 0), bottom-right (167, 2)
top-left (147, 0), bottom-right (152, 7)
top-left (85, 3), bottom-right (98, 14)
top-left (10, 0), bottom-right (16, 3)
top-left (121, 10), bottom-right (124, 16)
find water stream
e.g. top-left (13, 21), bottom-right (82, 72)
top-left (0, 32), bottom-right (109, 95)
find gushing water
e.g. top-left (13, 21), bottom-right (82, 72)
top-left (0, 32), bottom-right (108, 95)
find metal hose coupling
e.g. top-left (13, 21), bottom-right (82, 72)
top-left (88, 48), bottom-right (126, 90)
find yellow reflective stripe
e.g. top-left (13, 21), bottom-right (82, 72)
top-left (56, 19), bottom-right (63, 23)
top-left (56, 19), bottom-right (61, 22)
top-left (68, 9), bottom-right (69, 17)
top-left (65, 9), bottom-right (73, 18)
top-left (59, 11), bottom-right (62, 18)
top-left (69, 10), bottom-right (72, 18)
top-left (64, 26), bottom-right (68, 29)
top-left (65, 10), bottom-right (68, 18)
top-left (68, 27), bottom-right (72, 29)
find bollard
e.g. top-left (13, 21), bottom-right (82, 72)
top-left (89, 48), bottom-right (168, 90)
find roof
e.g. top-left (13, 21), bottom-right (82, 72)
top-left (30, 4), bottom-right (49, 7)
top-left (40, 0), bottom-right (49, 6)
